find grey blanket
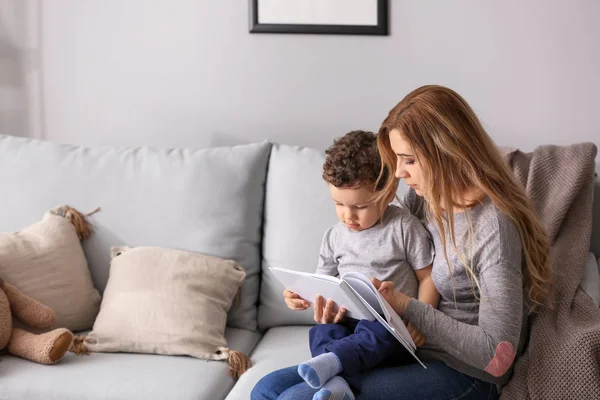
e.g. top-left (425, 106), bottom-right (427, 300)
top-left (500, 143), bottom-right (599, 399)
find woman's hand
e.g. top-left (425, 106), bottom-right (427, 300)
top-left (371, 278), bottom-right (424, 345)
top-left (283, 289), bottom-right (310, 311)
top-left (314, 295), bottom-right (346, 324)
top-left (370, 278), bottom-right (410, 316)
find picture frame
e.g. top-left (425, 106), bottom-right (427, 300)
top-left (249, 0), bottom-right (388, 36)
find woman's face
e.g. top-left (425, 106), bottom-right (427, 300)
top-left (389, 129), bottom-right (427, 196)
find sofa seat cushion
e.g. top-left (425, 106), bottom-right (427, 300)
top-left (0, 328), bottom-right (261, 400)
top-left (225, 326), bottom-right (312, 399)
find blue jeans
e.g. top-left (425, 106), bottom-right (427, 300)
top-left (251, 361), bottom-right (499, 400)
top-left (309, 318), bottom-right (407, 389)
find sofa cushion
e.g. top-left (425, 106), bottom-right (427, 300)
top-left (0, 327), bottom-right (261, 400)
top-left (258, 145), bottom-right (338, 330)
top-left (226, 326), bottom-right (312, 400)
top-left (0, 135), bottom-right (271, 331)
top-left (0, 211), bottom-right (101, 331)
top-left (87, 246), bottom-right (246, 359)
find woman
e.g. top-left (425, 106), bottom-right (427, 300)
top-left (252, 85), bottom-right (552, 400)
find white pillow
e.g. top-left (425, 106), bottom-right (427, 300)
top-left (580, 253), bottom-right (600, 307)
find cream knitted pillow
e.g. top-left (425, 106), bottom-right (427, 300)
top-left (0, 207), bottom-right (101, 331)
top-left (84, 246), bottom-right (251, 377)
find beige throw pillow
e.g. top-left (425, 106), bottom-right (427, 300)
top-left (86, 246), bottom-right (247, 364)
top-left (0, 211), bottom-right (101, 331)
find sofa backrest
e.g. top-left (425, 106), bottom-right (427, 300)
top-left (258, 144), bottom-right (336, 330)
top-left (0, 135), bottom-right (271, 331)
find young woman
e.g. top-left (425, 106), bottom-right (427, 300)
top-left (251, 85), bottom-right (552, 400)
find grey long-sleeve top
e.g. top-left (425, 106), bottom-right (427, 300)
top-left (403, 191), bottom-right (527, 386)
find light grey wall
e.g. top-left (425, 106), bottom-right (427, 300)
top-left (0, 0), bottom-right (43, 138)
top-left (7, 1), bottom-right (600, 153)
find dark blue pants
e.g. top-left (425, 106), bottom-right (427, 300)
top-left (308, 318), bottom-right (407, 390)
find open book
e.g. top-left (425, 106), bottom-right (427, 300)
top-left (270, 267), bottom-right (426, 368)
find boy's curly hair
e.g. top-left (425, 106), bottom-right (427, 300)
top-left (322, 130), bottom-right (388, 190)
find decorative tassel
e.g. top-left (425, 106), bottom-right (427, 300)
top-left (50, 205), bottom-right (101, 241)
top-left (69, 335), bottom-right (91, 356)
top-left (222, 348), bottom-right (252, 379)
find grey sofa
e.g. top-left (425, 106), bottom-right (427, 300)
top-left (0, 135), bottom-right (598, 400)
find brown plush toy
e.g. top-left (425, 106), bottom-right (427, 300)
top-left (0, 279), bottom-right (73, 364)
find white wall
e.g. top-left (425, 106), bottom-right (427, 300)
top-left (4, 0), bottom-right (600, 153)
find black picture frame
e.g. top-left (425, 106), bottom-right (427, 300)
top-left (249, 0), bottom-right (388, 36)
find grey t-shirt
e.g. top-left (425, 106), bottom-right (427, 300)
top-left (316, 204), bottom-right (434, 299)
top-left (403, 191), bottom-right (526, 386)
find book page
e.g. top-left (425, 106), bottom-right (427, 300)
top-left (269, 267), bottom-right (373, 320)
top-left (342, 272), bottom-right (415, 350)
top-left (343, 280), bottom-right (424, 367)
top-left (341, 274), bottom-right (383, 314)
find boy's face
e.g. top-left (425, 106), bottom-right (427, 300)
top-left (328, 184), bottom-right (383, 232)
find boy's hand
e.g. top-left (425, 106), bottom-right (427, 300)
top-left (314, 295), bottom-right (346, 324)
top-left (283, 289), bottom-right (310, 311)
top-left (408, 322), bottom-right (426, 347)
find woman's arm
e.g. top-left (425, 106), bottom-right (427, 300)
top-left (393, 196), bottom-right (523, 377)
top-left (378, 213), bottom-right (523, 378)
top-left (405, 259), bottom-right (522, 378)
top-left (381, 255), bottom-right (523, 378)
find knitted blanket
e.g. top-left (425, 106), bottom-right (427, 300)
top-left (500, 143), bottom-right (599, 399)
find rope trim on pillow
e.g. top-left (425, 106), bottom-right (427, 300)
top-left (218, 347), bottom-right (253, 379)
top-left (69, 335), bottom-right (92, 356)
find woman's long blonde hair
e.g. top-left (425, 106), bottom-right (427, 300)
top-left (376, 85), bottom-right (552, 311)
